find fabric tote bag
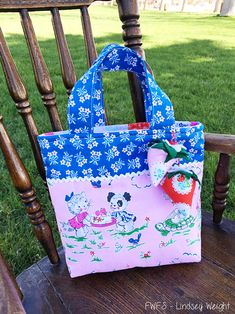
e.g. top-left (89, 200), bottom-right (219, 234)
top-left (38, 44), bottom-right (204, 278)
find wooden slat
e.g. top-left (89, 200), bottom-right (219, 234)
top-left (0, 0), bottom-right (110, 12)
top-left (51, 8), bottom-right (77, 95)
top-left (0, 251), bottom-right (25, 314)
top-left (20, 257), bottom-right (234, 314)
top-left (80, 6), bottom-right (97, 67)
top-left (205, 133), bottom-right (235, 154)
top-left (17, 212), bottom-right (235, 314)
top-left (20, 9), bottom-right (63, 131)
top-left (0, 117), bottom-right (59, 265)
top-left (17, 263), bottom-right (67, 314)
top-left (0, 27), bottom-right (46, 181)
top-left (202, 212), bottom-right (235, 273)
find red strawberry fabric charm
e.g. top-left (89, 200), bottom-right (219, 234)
top-left (160, 170), bottom-right (200, 206)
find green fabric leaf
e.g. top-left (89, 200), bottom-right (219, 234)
top-left (148, 140), bottom-right (190, 162)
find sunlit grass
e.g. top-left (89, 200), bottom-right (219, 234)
top-left (0, 6), bottom-right (234, 275)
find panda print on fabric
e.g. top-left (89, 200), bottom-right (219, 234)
top-left (107, 192), bottom-right (136, 232)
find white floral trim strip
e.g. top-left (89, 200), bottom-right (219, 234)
top-left (46, 161), bottom-right (203, 185)
top-left (47, 169), bottom-right (150, 185)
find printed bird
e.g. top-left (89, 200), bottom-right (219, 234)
top-left (91, 180), bottom-right (101, 188)
top-left (128, 233), bottom-right (141, 245)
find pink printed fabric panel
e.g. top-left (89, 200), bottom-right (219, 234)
top-left (48, 162), bottom-right (203, 278)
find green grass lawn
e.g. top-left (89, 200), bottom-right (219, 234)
top-left (0, 6), bottom-right (235, 275)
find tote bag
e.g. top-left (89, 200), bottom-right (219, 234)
top-left (38, 44), bottom-right (204, 278)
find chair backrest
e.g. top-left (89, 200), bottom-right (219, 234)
top-left (0, 0), bottom-right (148, 266)
top-left (0, 0), bottom-right (146, 183)
top-left (0, 0), bottom-right (234, 274)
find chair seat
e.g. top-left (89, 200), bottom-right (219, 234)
top-left (17, 211), bottom-right (235, 314)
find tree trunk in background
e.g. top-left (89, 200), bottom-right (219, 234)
top-left (220, 0), bottom-right (235, 15)
top-left (160, 0), bottom-right (166, 11)
top-left (144, 0), bottom-right (148, 10)
top-left (181, 0), bottom-right (187, 12)
top-left (214, 0), bottom-right (223, 13)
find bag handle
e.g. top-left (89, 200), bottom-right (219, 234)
top-left (90, 44), bottom-right (153, 129)
top-left (68, 44), bottom-right (175, 133)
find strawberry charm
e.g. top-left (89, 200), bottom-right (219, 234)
top-left (147, 140), bottom-right (189, 187)
top-left (160, 170), bottom-right (200, 206)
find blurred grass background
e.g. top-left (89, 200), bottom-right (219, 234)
top-left (0, 6), bottom-right (234, 275)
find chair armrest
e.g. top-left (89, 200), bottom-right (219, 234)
top-left (0, 252), bottom-right (25, 314)
top-left (205, 133), bottom-right (235, 154)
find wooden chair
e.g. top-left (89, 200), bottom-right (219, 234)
top-left (0, 1), bottom-right (234, 313)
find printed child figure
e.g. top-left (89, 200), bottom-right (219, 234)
top-left (107, 192), bottom-right (136, 232)
top-left (66, 191), bottom-right (91, 238)
top-left (170, 203), bottom-right (190, 224)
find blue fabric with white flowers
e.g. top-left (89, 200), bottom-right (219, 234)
top-left (67, 44), bottom-right (175, 132)
top-left (38, 44), bottom-right (204, 181)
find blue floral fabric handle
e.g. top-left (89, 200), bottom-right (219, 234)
top-left (68, 44), bottom-right (175, 133)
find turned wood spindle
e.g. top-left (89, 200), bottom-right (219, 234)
top-left (51, 8), bottom-right (77, 95)
top-left (80, 6), bottom-right (98, 67)
top-left (0, 117), bottom-right (59, 264)
top-left (0, 251), bottom-right (25, 313)
top-left (212, 153), bottom-right (231, 224)
top-left (20, 9), bottom-right (63, 131)
top-left (0, 28), bottom-right (46, 182)
top-left (117, 0), bottom-right (146, 122)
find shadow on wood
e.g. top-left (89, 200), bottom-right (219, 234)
top-left (17, 212), bottom-right (235, 314)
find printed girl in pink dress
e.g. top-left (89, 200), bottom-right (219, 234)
top-left (66, 192), bottom-right (91, 238)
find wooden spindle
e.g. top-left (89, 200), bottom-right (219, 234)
top-left (80, 6), bottom-right (97, 67)
top-left (117, 0), bottom-right (144, 56)
top-left (0, 117), bottom-right (59, 264)
top-left (0, 251), bottom-right (25, 314)
top-left (212, 153), bottom-right (231, 224)
top-left (20, 9), bottom-right (63, 131)
top-left (117, 0), bottom-right (146, 122)
top-left (51, 8), bottom-right (77, 95)
top-left (81, 6), bottom-right (111, 124)
top-left (0, 28), bottom-right (46, 182)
